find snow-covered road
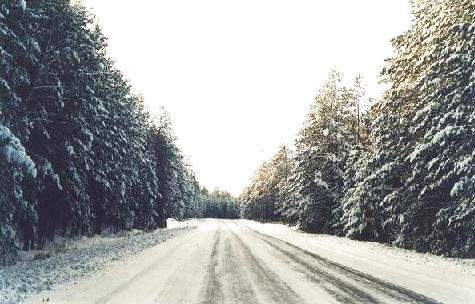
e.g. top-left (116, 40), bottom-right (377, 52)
top-left (26, 219), bottom-right (475, 304)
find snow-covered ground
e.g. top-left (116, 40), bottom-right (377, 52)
top-left (18, 219), bottom-right (475, 304)
top-left (242, 220), bottom-right (475, 303)
top-left (2, 219), bottom-right (474, 304)
top-left (242, 220), bottom-right (475, 276)
top-left (0, 220), bottom-right (196, 304)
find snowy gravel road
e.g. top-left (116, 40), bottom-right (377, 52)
top-left (26, 219), bottom-right (475, 304)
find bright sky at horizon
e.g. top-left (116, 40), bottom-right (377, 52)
top-left (81, 0), bottom-right (412, 196)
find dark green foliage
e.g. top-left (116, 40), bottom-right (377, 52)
top-left (374, 0), bottom-right (475, 256)
top-left (0, 126), bottom-right (37, 264)
top-left (0, 0), bottom-right (215, 265)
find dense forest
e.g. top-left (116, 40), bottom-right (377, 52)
top-left (0, 0), bottom-right (239, 265)
top-left (240, 0), bottom-right (474, 258)
top-left (1, 0), bottom-right (473, 267)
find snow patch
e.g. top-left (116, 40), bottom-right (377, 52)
top-left (18, 0), bottom-right (26, 11)
top-left (0, 223), bottom-right (195, 304)
top-left (242, 220), bottom-right (475, 276)
top-left (0, 126), bottom-right (37, 177)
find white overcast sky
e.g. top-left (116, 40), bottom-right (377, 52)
top-left (81, 0), bottom-right (412, 195)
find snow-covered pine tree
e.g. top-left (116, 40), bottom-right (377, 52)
top-left (268, 146), bottom-right (294, 221)
top-left (0, 126), bottom-right (37, 265)
top-left (239, 145), bottom-right (293, 222)
top-left (150, 110), bottom-right (187, 226)
top-left (385, 0), bottom-right (475, 256)
top-left (289, 71), bottom-right (361, 233)
top-left (239, 161), bottom-right (273, 221)
top-left (1, 0), bottom-right (45, 256)
top-left (182, 170), bottom-right (203, 219)
top-left (342, 0), bottom-right (474, 257)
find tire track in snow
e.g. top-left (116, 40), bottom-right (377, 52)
top-left (220, 237), bottom-right (257, 303)
top-left (233, 223), bottom-right (376, 303)
top-left (243, 224), bottom-right (442, 304)
top-left (261, 237), bottom-right (382, 303)
top-left (199, 228), bottom-right (224, 304)
top-left (228, 228), bottom-right (303, 304)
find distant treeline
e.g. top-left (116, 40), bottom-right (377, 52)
top-left (0, 0), bottom-right (239, 265)
top-left (201, 189), bottom-right (240, 219)
top-left (239, 0), bottom-right (474, 258)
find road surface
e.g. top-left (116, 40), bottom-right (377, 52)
top-left (27, 219), bottom-right (475, 304)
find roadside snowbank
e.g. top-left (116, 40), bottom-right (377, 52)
top-left (0, 220), bottom-right (196, 304)
top-left (241, 220), bottom-right (475, 276)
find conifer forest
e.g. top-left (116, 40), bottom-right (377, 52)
top-left (240, 1), bottom-right (474, 258)
top-left (0, 0), bottom-right (238, 265)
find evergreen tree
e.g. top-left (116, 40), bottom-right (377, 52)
top-left (383, 0), bottom-right (474, 256)
top-left (287, 71), bottom-right (363, 233)
top-left (203, 189), bottom-right (240, 219)
top-left (0, 126), bottom-right (36, 264)
top-left (240, 146), bottom-right (293, 222)
top-left (342, 0), bottom-right (475, 256)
